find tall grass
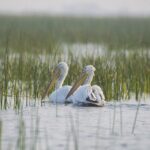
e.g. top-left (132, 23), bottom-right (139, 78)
top-left (0, 16), bottom-right (150, 51)
top-left (0, 16), bottom-right (150, 109)
top-left (0, 49), bottom-right (149, 109)
top-left (0, 16), bottom-right (149, 150)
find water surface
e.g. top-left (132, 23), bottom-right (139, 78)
top-left (0, 100), bottom-right (150, 150)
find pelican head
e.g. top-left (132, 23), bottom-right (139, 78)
top-left (41, 62), bottom-right (68, 100)
top-left (82, 65), bottom-right (96, 84)
top-left (66, 65), bottom-right (96, 99)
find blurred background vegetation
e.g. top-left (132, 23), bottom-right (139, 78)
top-left (0, 16), bottom-right (150, 52)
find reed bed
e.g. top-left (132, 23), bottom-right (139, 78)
top-left (0, 16), bottom-right (150, 51)
top-left (0, 49), bottom-right (149, 109)
top-left (0, 16), bottom-right (150, 150)
top-left (0, 15), bottom-right (149, 109)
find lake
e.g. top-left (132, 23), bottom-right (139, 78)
top-left (0, 100), bottom-right (150, 150)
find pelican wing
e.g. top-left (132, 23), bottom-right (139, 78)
top-left (85, 92), bottom-right (105, 107)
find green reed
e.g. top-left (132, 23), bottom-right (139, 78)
top-left (0, 48), bottom-right (149, 109)
top-left (0, 16), bottom-right (150, 109)
top-left (0, 15), bottom-right (149, 150)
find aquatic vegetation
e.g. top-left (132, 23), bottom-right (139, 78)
top-left (0, 15), bottom-right (149, 150)
top-left (0, 48), bottom-right (149, 109)
top-left (0, 16), bottom-right (149, 109)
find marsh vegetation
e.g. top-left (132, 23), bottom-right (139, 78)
top-left (0, 16), bottom-right (150, 150)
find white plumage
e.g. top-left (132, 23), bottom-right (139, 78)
top-left (49, 85), bottom-right (71, 103)
top-left (69, 84), bottom-right (92, 103)
top-left (42, 62), bottom-right (71, 103)
top-left (43, 63), bottom-right (106, 106)
top-left (91, 85), bottom-right (105, 106)
top-left (66, 65), bottom-right (105, 107)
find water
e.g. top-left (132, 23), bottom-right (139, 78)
top-left (62, 43), bottom-right (106, 57)
top-left (0, 43), bottom-right (150, 150)
top-left (0, 100), bottom-right (150, 150)
top-left (37, 43), bottom-right (106, 63)
top-left (5, 43), bottom-right (150, 65)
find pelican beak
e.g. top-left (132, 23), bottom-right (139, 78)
top-left (65, 72), bottom-right (88, 99)
top-left (41, 68), bottom-right (60, 100)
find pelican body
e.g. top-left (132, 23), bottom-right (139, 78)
top-left (66, 65), bottom-right (105, 107)
top-left (49, 86), bottom-right (71, 103)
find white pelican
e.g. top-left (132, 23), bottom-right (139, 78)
top-left (66, 65), bottom-right (105, 106)
top-left (41, 62), bottom-right (72, 103)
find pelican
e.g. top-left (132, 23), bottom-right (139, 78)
top-left (66, 65), bottom-right (105, 106)
top-left (41, 62), bottom-right (72, 103)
